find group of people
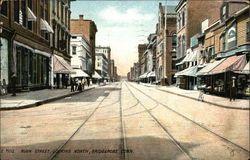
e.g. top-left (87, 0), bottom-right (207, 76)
top-left (70, 78), bottom-right (90, 92)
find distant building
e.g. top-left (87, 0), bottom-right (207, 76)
top-left (95, 49), bottom-right (109, 79)
top-left (110, 59), bottom-right (115, 82)
top-left (70, 34), bottom-right (91, 77)
top-left (95, 46), bottom-right (111, 80)
top-left (71, 15), bottom-right (97, 77)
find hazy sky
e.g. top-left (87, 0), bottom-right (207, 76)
top-left (71, 1), bottom-right (179, 76)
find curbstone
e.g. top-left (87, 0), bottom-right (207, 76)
top-left (138, 83), bottom-right (249, 110)
top-left (0, 87), bottom-right (95, 111)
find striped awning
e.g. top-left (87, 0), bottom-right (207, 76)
top-left (53, 55), bottom-right (76, 74)
top-left (208, 55), bottom-right (247, 75)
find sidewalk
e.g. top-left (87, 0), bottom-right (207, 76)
top-left (139, 82), bottom-right (249, 110)
top-left (0, 85), bottom-right (96, 111)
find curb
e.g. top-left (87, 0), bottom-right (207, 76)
top-left (0, 87), bottom-right (95, 111)
top-left (139, 83), bottom-right (249, 110)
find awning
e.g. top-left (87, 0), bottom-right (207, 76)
top-left (196, 59), bottom-right (225, 76)
top-left (27, 8), bottom-right (37, 21)
top-left (174, 66), bottom-right (198, 77)
top-left (40, 19), bottom-right (54, 33)
top-left (146, 71), bottom-right (156, 77)
top-left (71, 69), bottom-right (89, 78)
top-left (92, 71), bottom-right (102, 79)
top-left (208, 55), bottom-right (247, 75)
top-left (234, 62), bottom-right (249, 74)
top-left (53, 55), bottom-right (76, 74)
top-left (176, 49), bottom-right (194, 65)
top-left (139, 72), bottom-right (148, 79)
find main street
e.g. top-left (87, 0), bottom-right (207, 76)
top-left (1, 82), bottom-right (249, 160)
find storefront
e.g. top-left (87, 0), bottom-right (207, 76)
top-left (175, 66), bottom-right (198, 90)
top-left (13, 41), bottom-right (51, 91)
top-left (53, 55), bottom-right (75, 88)
top-left (197, 54), bottom-right (248, 97)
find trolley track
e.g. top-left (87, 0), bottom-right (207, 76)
top-left (123, 82), bottom-right (193, 160)
top-left (47, 85), bottom-right (123, 160)
top-left (126, 81), bottom-right (250, 154)
top-left (47, 83), bottom-right (129, 160)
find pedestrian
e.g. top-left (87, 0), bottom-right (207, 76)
top-left (82, 78), bottom-right (86, 90)
top-left (87, 78), bottom-right (90, 87)
top-left (78, 79), bottom-right (82, 91)
top-left (3, 79), bottom-right (7, 95)
top-left (70, 78), bottom-right (74, 92)
top-left (229, 76), bottom-right (237, 101)
top-left (74, 78), bottom-right (78, 91)
top-left (11, 72), bottom-right (16, 96)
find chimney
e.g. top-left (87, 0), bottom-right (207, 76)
top-left (79, 15), bottom-right (84, 20)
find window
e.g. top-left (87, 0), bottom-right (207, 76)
top-left (182, 11), bottom-right (185, 27)
top-left (222, 35), bottom-right (226, 50)
top-left (0, 0), bottom-right (7, 16)
top-left (172, 34), bottom-right (177, 48)
top-left (227, 23), bottom-right (236, 49)
top-left (222, 5), bottom-right (227, 21)
top-left (27, 0), bottom-right (33, 31)
top-left (14, 0), bottom-right (20, 22)
top-left (72, 46), bottom-right (76, 55)
top-left (21, 0), bottom-right (27, 27)
top-left (247, 21), bottom-right (250, 42)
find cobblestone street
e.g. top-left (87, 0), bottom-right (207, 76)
top-left (1, 82), bottom-right (249, 160)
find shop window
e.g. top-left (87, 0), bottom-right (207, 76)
top-left (14, 0), bottom-right (20, 22)
top-left (29, 51), bottom-right (33, 84)
top-left (247, 21), bottom-right (250, 42)
top-left (33, 54), bottom-right (37, 84)
top-left (0, 1), bottom-right (7, 16)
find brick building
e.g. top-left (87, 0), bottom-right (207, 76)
top-left (196, 1), bottom-right (249, 97)
top-left (156, 3), bottom-right (177, 85)
top-left (0, 0), bottom-right (53, 92)
top-left (175, 0), bottom-right (223, 90)
top-left (70, 15), bottom-right (97, 77)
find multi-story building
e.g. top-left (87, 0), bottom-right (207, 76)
top-left (156, 3), bottom-right (177, 85)
top-left (95, 46), bottom-right (111, 80)
top-left (50, 0), bottom-right (75, 88)
top-left (0, 0), bottom-right (54, 92)
top-left (110, 59), bottom-right (115, 82)
top-left (95, 50), bottom-right (109, 79)
top-left (138, 44), bottom-right (147, 77)
top-left (175, 0), bottom-right (223, 89)
top-left (70, 34), bottom-right (91, 78)
top-left (196, 1), bottom-right (249, 97)
top-left (71, 15), bottom-right (98, 77)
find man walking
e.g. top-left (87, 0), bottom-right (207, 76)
top-left (70, 78), bottom-right (74, 92)
top-left (229, 76), bottom-right (237, 101)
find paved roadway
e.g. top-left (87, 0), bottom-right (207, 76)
top-left (0, 81), bottom-right (249, 160)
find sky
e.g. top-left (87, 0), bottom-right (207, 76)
top-left (71, 0), bottom-right (179, 76)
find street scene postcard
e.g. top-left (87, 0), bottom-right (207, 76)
top-left (0, 0), bottom-right (249, 159)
